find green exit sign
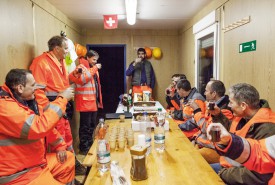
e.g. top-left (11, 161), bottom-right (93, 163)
top-left (239, 40), bottom-right (256, 53)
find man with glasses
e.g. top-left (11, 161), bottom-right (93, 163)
top-left (30, 36), bottom-right (85, 184)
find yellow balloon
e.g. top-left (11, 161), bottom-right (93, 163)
top-left (152, 47), bottom-right (162, 59)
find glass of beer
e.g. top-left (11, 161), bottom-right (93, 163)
top-left (210, 125), bottom-right (221, 142)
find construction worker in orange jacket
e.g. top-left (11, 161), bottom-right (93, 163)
top-left (207, 122), bottom-right (275, 185)
top-left (207, 83), bottom-right (275, 185)
top-left (0, 69), bottom-right (75, 184)
top-left (189, 80), bottom-right (233, 163)
top-left (69, 50), bottom-right (103, 155)
top-left (29, 35), bottom-right (86, 177)
top-left (172, 79), bottom-right (206, 139)
top-left (165, 74), bottom-right (186, 110)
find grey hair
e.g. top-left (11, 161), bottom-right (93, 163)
top-left (229, 83), bottom-right (260, 109)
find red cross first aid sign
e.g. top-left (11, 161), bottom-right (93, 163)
top-left (103, 15), bottom-right (118, 29)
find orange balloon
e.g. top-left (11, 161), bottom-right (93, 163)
top-left (207, 47), bottom-right (214, 58)
top-left (152, 47), bottom-right (162, 59)
top-left (82, 47), bottom-right (87, 56)
top-left (144, 47), bottom-right (152, 59)
top-left (75, 43), bottom-right (87, 57)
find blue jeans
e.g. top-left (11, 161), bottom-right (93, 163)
top-left (210, 163), bottom-right (222, 174)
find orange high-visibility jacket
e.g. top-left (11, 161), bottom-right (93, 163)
top-left (30, 52), bottom-right (70, 109)
top-left (0, 84), bottom-right (67, 179)
top-left (30, 52), bottom-right (73, 152)
top-left (220, 107), bottom-right (275, 168)
top-left (46, 127), bottom-right (67, 152)
top-left (180, 99), bottom-right (206, 139)
top-left (193, 96), bottom-right (233, 148)
top-left (194, 108), bottom-right (233, 149)
top-left (69, 58), bottom-right (103, 111)
top-left (215, 135), bottom-right (275, 185)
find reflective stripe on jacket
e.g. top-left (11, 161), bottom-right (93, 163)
top-left (0, 84), bottom-right (67, 177)
top-left (194, 96), bottom-right (233, 149)
top-left (29, 51), bottom-right (70, 110)
top-left (215, 134), bottom-right (275, 185)
top-left (220, 105), bottom-right (275, 168)
top-left (30, 51), bottom-right (73, 152)
top-left (69, 58), bottom-right (103, 112)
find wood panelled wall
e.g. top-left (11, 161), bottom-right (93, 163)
top-left (0, 0), bottom-right (82, 84)
top-left (222, 0), bottom-right (275, 108)
top-left (83, 30), bottom-right (180, 106)
top-left (2, 0), bottom-right (275, 109)
top-left (180, 0), bottom-right (275, 108)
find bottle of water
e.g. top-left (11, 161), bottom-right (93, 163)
top-left (154, 108), bottom-right (165, 152)
top-left (141, 112), bottom-right (151, 155)
top-left (96, 118), bottom-right (111, 173)
top-left (128, 89), bottom-right (132, 106)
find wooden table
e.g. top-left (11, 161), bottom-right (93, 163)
top-left (84, 118), bottom-right (224, 185)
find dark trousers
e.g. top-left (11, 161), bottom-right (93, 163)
top-left (79, 111), bottom-right (97, 152)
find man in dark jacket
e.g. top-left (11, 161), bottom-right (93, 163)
top-left (189, 80), bottom-right (233, 163)
top-left (126, 48), bottom-right (155, 95)
top-left (171, 79), bottom-right (205, 121)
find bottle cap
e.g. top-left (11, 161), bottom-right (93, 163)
top-left (130, 145), bottom-right (147, 156)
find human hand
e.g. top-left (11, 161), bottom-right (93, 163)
top-left (73, 64), bottom-right (86, 77)
top-left (79, 64), bottom-right (88, 73)
top-left (56, 150), bottom-right (67, 164)
top-left (135, 58), bottom-right (142, 63)
top-left (206, 123), bottom-right (231, 145)
top-left (58, 87), bottom-right (75, 101)
top-left (165, 88), bottom-right (171, 96)
top-left (206, 101), bottom-right (221, 116)
top-left (96, 63), bottom-right (102, 69)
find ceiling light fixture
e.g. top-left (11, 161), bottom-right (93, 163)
top-left (125, 0), bottom-right (137, 25)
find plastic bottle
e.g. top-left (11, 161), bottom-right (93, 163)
top-left (140, 112), bottom-right (151, 155)
top-left (96, 118), bottom-right (111, 173)
top-left (128, 89), bottom-right (132, 106)
top-left (154, 108), bottom-right (165, 152)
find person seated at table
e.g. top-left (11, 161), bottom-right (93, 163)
top-left (171, 79), bottom-right (206, 139)
top-left (0, 69), bottom-right (75, 184)
top-left (207, 83), bottom-right (275, 185)
top-left (206, 123), bottom-right (275, 185)
top-left (165, 74), bottom-right (186, 110)
top-left (188, 80), bottom-right (233, 163)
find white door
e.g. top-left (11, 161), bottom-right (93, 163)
top-left (193, 11), bottom-right (219, 96)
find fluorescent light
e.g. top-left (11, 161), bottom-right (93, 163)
top-left (125, 0), bottom-right (137, 25)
